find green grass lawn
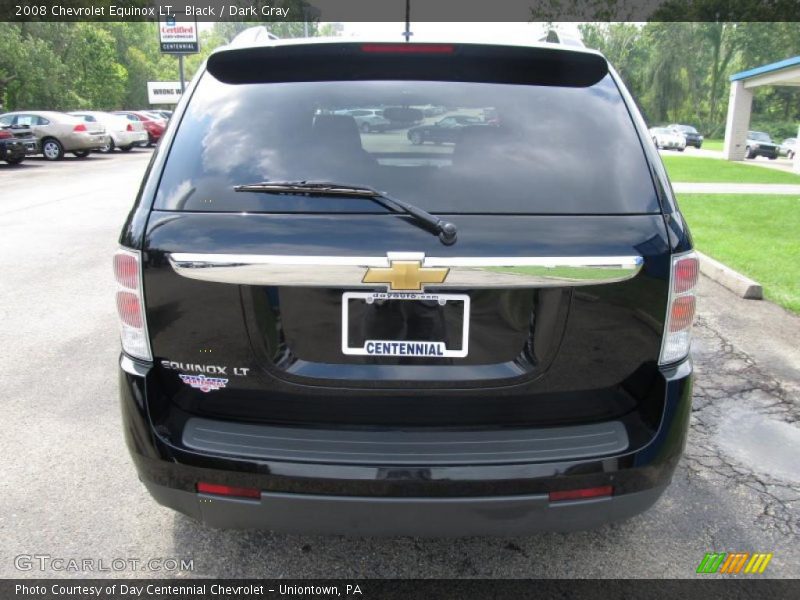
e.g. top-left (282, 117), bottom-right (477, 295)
top-left (702, 138), bottom-right (724, 151)
top-left (677, 194), bottom-right (800, 313)
top-left (662, 155), bottom-right (800, 184)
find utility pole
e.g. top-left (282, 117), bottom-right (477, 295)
top-left (178, 55), bottom-right (185, 92)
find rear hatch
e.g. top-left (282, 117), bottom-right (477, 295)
top-left (142, 43), bottom-right (670, 428)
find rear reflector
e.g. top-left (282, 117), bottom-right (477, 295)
top-left (113, 248), bottom-right (151, 361)
top-left (549, 485), bottom-right (613, 502)
top-left (659, 251), bottom-right (699, 364)
top-left (361, 43), bottom-right (454, 54)
top-left (197, 482), bottom-right (260, 499)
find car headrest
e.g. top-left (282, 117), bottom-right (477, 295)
top-left (312, 115), bottom-right (364, 152)
top-left (452, 125), bottom-right (509, 167)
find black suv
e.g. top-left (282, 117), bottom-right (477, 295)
top-left (116, 38), bottom-right (696, 535)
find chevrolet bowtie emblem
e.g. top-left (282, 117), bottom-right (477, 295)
top-left (362, 260), bottom-right (449, 291)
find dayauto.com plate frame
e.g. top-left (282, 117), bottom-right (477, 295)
top-left (341, 291), bottom-right (470, 358)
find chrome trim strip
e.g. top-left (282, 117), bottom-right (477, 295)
top-left (168, 253), bottom-right (644, 289)
top-left (120, 354), bottom-right (151, 377)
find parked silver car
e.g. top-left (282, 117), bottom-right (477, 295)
top-left (69, 111), bottom-right (148, 153)
top-left (0, 111), bottom-right (109, 160)
top-left (333, 108), bottom-right (391, 133)
top-left (745, 131), bottom-right (778, 160)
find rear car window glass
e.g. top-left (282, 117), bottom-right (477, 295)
top-left (156, 73), bottom-right (659, 214)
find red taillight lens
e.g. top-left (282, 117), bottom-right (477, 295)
top-left (126, 123), bottom-right (133, 132)
top-left (549, 485), bottom-right (613, 502)
top-left (114, 253), bottom-right (139, 289)
top-left (674, 256), bottom-right (699, 294)
top-left (73, 123), bottom-right (87, 132)
top-left (660, 251), bottom-right (699, 364)
top-left (669, 295), bottom-right (696, 332)
top-left (0, 129), bottom-right (12, 139)
top-left (114, 253), bottom-right (140, 289)
top-left (197, 482), bottom-right (260, 499)
top-left (116, 291), bottom-right (143, 328)
top-left (361, 43), bottom-right (454, 54)
top-left (113, 248), bottom-right (151, 360)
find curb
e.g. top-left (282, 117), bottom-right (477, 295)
top-left (697, 251), bottom-right (763, 300)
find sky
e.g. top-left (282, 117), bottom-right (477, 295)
top-left (336, 21), bottom-right (562, 43)
top-left (200, 21), bottom-right (582, 45)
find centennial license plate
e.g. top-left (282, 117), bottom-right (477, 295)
top-left (341, 292), bottom-right (470, 358)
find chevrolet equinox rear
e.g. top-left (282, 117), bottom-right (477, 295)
top-left (116, 38), bottom-right (695, 535)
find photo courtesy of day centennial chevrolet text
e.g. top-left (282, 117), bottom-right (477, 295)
top-left (114, 33), bottom-right (697, 536)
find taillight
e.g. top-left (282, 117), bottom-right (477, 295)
top-left (0, 129), bottom-right (12, 139)
top-left (113, 248), bottom-right (151, 361)
top-left (126, 123), bottom-right (133, 132)
top-left (659, 251), bottom-right (699, 364)
top-left (73, 123), bottom-right (87, 132)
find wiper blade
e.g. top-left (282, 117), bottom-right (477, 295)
top-left (234, 180), bottom-right (458, 245)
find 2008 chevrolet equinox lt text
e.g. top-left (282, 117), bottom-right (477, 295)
top-left (115, 35), bottom-right (696, 536)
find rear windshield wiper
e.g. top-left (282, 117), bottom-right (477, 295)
top-left (233, 180), bottom-right (458, 245)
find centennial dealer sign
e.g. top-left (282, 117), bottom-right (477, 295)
top-left (159, 17), bottom-right (199, 54)
top-left (147, 82), bottom-right (183, 105)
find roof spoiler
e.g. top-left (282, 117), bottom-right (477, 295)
top-left (207, 42), bottom-right (608, 88)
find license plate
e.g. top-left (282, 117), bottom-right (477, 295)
top-left (341, 292), bottom-right (470, 358)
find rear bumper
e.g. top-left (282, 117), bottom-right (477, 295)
top-left (113, 130), bottom-right (149, 147)
top-left (66, 132), bottom-right (110, 151)
top-left (0, 141), bottom-right (27, 161)
top-left (145, 479), bottom-right (666, 536)
top-left (120, 355), bottom-right (692, 535)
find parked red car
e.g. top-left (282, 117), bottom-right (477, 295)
top-left (113, 111), bottom-right (166, 146)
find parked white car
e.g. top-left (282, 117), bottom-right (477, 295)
top-left (649, 127), bottom-right (686, 151)
top-left (69, 111), bottom-right (148, 152)
top-left (778, 137), bottom-right (796, 159)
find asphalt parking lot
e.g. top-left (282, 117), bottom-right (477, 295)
top-left (1, 152), bottom-right (798, 578)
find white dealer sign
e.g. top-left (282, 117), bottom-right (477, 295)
top-left (147, 82), bottom-right (182, 105)
top-left (159, 18), bottom-right (199, 54)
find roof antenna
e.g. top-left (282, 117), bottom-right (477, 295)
top-left (403, 0), bottom-right (413, 42)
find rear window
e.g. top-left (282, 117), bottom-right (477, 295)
top-left (155, 73), bottom-right (659, 214)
